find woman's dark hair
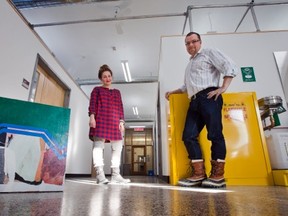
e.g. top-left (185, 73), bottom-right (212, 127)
top-left (186, 31), bottom-right (201, 41)
top-left (98, 64), bottom-right (113, 79)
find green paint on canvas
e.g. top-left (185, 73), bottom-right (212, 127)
top-left (0, 97), bottom-right (70, 148)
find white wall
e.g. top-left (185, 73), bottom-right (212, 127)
top-left (274, 51), bottom-right (288, 104)
top-left (0, 2), bottom-right (92, 174)
top-left (159, 31), bottom-right (288, 176)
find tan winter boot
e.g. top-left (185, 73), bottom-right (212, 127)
top-left (95, 166), bottom-right (109, 185)
top-left (111, 167), bottom-right (131, 184)
top-left (178, 159), bottom-right (207, 187)
top-left (202, 159), bottom-right (226, 188)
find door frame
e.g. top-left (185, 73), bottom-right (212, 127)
top-left (28, 54), bottom-right (70, 107)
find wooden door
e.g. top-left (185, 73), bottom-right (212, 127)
top-left (34, 65), bottom-right (66, 107)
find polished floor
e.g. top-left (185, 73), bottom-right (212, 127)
top-left (0, 176), bottom-right (288, 216)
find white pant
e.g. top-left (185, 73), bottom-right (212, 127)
top-left (92, 139), bottom-right (123, 168)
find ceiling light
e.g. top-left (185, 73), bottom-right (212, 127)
top-left (132, 106), bottom-right (138, 115)
top-left (129, 126), bottom-right (146, 128)
top-left (121, 60), bottom-right (132, 82)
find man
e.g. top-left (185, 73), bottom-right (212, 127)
top-left (165, 32), bottom-right (237, 188)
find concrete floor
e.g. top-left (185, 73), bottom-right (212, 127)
top-left (1, 176), bottom-right (288, 216)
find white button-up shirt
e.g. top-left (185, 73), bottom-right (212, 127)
top-left (180, 48), bottom-right (238, 99)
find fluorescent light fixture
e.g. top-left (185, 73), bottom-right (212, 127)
top-left (132, 106), bottom-right (138, 115)
top-left (129, 126), bottom-right (146, 128)
top-left (121, 60), bottom-right (132, 82)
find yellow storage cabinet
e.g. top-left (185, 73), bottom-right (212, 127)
top-left (168, 92), bottom-right (274, 186)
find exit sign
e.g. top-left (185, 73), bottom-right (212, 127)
top-left (134, 128), bottom-right (144, 131)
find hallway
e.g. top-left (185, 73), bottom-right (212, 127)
top-left (0, 176), bottom-right (287, 216)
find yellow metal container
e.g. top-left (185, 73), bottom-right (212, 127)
top-left (272, 170), bottom-right (288, 186)
top-left (168, 92), bottom-right (274, 186)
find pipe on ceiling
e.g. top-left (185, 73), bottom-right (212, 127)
top-left (184, 1), bottom-right (288, 33)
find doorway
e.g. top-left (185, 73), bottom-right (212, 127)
top-left (29, 54), bottom-right (70, 107)
top-left (132, 146), bottom-right (146, 175)
top-left (123, 128), bottom-right (154, 176)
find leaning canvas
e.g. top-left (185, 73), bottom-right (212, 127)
top-left (0, 96), bottom-right (70, 192)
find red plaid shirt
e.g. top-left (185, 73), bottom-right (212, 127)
top-left (88, 86), bottom-right (124, 141)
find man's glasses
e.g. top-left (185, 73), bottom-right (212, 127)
top-left (185, 40), bottom-right (200, 46)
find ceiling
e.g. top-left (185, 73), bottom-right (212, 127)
top-left (9, 0), bottom-right (288, 125)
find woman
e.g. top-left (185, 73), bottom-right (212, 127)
top-left (89, 64), bottom-right (130, 184)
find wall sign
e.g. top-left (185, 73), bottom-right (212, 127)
top-left (22, 78), bottom-right (29, 89)
top-left (241, 67), bottom-right (256, 82)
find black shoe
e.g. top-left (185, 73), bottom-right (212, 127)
top-left (178, 178), bottom-right (203, 187)
top-left (201, 178), bottom-right (226, 188)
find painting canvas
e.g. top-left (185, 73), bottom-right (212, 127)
top-left (0, 97), bottom-right (70, 192)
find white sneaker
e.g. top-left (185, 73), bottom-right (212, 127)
top-left (111, 174), bottom-right (131, 184)
top-left (111, 167), bottom-right (131, 184)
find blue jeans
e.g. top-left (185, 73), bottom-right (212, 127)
top-left (182, 88), bottom-right (226, 161)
